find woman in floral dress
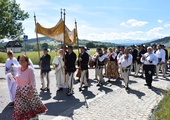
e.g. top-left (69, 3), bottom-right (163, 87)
top-left (13, 54), bottom-right (47, 120)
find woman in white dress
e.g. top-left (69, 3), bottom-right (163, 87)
top-left (5, 51), bottom-right (19, 107)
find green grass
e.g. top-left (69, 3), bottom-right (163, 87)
top-left (0, 48), bottom-right (96, 65)
top-left (153, 90), bottom-right (170, 120)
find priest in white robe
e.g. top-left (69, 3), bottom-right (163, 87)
top-left (52, 49), bottom-right (65, 91)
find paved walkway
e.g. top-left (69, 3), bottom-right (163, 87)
top-left (54, 73), bottom-right (170, 120)
top-left (0, 63), bottom-right (170, 120)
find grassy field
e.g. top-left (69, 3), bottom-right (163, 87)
top-left (0, 48), bottom-right (96, 65)
top-left (153, 90), bottom-right (170, 120)
top-left (1, 47), bottom-right (170, 64)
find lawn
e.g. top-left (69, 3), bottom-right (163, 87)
top-left (152, 89), bottom-right (170, 120)
top-left (0, 48), bottom-right (96, 65)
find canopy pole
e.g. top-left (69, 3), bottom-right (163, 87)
top-left (75, 19), bottom-right (79, 55)
top-left (34, 13), bottom-right (41, 61)
top-left (60, 8), bottom-right (62, 19)
top-left (63, 9), bottom-right (66, 82)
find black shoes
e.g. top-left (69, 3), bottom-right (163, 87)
top-left (8, 102), bottom-right (14, 108)
top-left (139, 75), bottom-right (144, 78)
top-left (79, 87), bottom-right (82, 91)
top-left (40, 87), bottom-right (50, 91)
top-left (148, 86), bottom-right (152, 89)
top-left (66, 92), bottom-right (73, 96)
top-left (144, 84), bottom-right (152, 89)
top-left (125, 87), bottom-right (129, 90)
top-left (57, 88), bottom-right (63, 91)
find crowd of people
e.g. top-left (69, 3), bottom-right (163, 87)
top-left (4, 43), bottom-right (169, 119)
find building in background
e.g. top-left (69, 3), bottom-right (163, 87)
top-left (5, 41), bottom-right (22, 53)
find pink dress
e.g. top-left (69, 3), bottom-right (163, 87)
top-left (13, 66), bottom-right (47, 120)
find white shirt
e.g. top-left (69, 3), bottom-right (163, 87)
top-left (117, 51), bottom-right (123, 61)
top-left (92, 52), bottom-right (98, 61)
top-left (111, 52), bottom-right (117, 59)
top-left (140, 53), bottom-right (158, 65)
top-left (86, 50), bottom-right (90, 55)
top-left (98, 54), bottom-right (106, 62)
top-left (5, 57), bottom-right (19, 75)
top-left (118, 54), bottom-right (133, 68)
top-left (155, 49), bottom-right (166, 62)
top-left (103, 52), bottom-right (109, 59)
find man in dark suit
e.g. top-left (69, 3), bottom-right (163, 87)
top-left (135, 44), bottom-right (146, 77)
top-left (131, 45), bottom-right (138, 72)
top-left (79, 46), bottom-right (89, 91)
top-left (40, 48), bottom-right (51, 91)
top-left (65, 46), bottom-right (77, 96)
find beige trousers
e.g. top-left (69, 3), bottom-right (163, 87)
top-left (156, 63), bottom-right (166, 77)
top-left (96, 67), bottom-right (104, 83)
top-left (122, 67), bottom-right (131, 87)
top-left (66, 72), bottom-right (74, 93)
top-left (40, 72), bottom-right (50, 89)
top-left (80, 70), bottom-right (88, 87)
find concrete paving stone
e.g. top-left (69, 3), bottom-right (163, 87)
top-left (1, 63), bottom-right (170, 120)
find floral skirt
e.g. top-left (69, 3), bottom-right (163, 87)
top-left (106, 61), bottom-right (119, 78)
top-left (13, 84), bottom-right (47, 120)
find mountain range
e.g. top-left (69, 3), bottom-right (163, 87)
top-left (2, 36), bottom-right (170, 47)
top-left (104, 39), bottom-right (153, 45)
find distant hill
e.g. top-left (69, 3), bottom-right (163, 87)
top-left (104, 39), bottom-right (153, 45)
top-left (26, 37), bottom-right (118, 47)
top-left (145, 36), bottom-right (170, 47)
top-left (2, 36), bottom-right (170, 47)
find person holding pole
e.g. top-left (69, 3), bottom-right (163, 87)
top-left (65, 46), bottom-right (77, 96)
top-left (39, 48), bottom-right (51, 91)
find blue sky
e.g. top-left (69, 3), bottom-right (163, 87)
top-left (16, 0), bottom-right (170, 42)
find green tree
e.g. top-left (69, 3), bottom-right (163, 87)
top-left (0, 0), bottom-right (29, 40)
top-left (86, 42), bottom-right (95, 48)
top-left (41, 43), bottom-right (49, 49)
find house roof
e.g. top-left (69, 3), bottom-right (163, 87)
top-left (5, 41), bottom-right (22, 47)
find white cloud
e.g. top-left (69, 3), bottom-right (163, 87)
top-left (78, 25), bottom-right (169, 41)
top-left (164, 22), bottom-right (170, 27)
top-left (120, 19), bottom-right (148, 27)
top-left (157, 19), bottom-right (163, 23)
top-left (146, 27), bottom-right (164, 37)
top-left (15, 1), bottom-right (170, 42)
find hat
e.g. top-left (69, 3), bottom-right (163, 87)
top-left (131, 45), bottom-right (136, 47)
top-left (151, 43), bottom-right (157, 47)
top-left (86, 47), bottom-right (90, 50)
top-left (67, 46), bottom-right (73, 49)
top-left (79, 46), bottom-right (86, 49)
top-left (138, 44), bottom-right (144, 47)
top-left (43, 48), bottom-right (49, 52)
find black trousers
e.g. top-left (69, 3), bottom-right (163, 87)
top-left (143, 64), bottom-right (154, 86)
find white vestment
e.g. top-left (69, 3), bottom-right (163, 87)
top-left (52, 56), bottom-right (65, 88)
top-left (5, 57), bottom-right (19, 102)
